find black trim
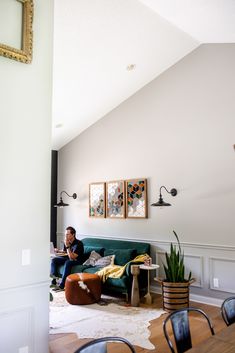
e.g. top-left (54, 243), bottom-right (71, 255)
top-left (50, 150), bottom-right (58, 246)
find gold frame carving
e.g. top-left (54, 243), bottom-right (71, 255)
top-left (0, 0), bottom-right (34, 64)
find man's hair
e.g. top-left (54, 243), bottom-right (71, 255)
top-left (66, 226), bottom-right (76, 236)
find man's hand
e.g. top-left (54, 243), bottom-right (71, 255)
top-left (63, 231), bottom-right (77, 260)
top-left (64, 234), bottom-right (71, 247)
top-left (64, 239), bottom-right (71, 248)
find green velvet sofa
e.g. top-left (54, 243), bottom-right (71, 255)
top-left (57, 237), bottom-right (150, 299)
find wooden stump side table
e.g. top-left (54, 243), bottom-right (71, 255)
top-left (131, 264), bottom-right (140, 307)
top-left (139, 264), bottom-right (159, 305)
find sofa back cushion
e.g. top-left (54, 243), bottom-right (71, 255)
top-left (104, 248), bottom-right (136, 266)
top-left (82, 238), bottom-right (150, 256)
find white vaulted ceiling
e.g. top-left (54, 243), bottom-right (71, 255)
top-left (52, 0), bottom-right (235, 150)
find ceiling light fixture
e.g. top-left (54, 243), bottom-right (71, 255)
top-left (151, 186), bottom-right (177, 207)
top-left (126, 64), bottom-right (136, 71)
top-left (55, 123), bottom-right (63, 128)
top-left (54, 190), bottom-right (77, 208)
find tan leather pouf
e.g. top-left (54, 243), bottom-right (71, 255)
top-left (65, 273), bottom-right (101, 305)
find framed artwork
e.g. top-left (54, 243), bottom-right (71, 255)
top-left (106, 180), bottom-right (125, 218)
top-left (0, 0), bottom-right (34, 63)
top-left (89, 182), bottom-right (105, 218)
top-left (125, 179), bottom-right (147, 218)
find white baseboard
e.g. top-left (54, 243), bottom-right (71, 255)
top-left (150, 285), bottom-right (223, 307)
top-left (189, 293), bottom-right (223, 307)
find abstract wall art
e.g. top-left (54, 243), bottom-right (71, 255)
top-left (106, 180), bottom-right (125, 218)
top-left (89, 182), bottom-right (106, 218)
top-left (125, 179), bottom-right (147, 218)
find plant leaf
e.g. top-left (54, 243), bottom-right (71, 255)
top-left (163, 230), bottom-right (188, 282)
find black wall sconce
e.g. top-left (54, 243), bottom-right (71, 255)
top-left (151, 186), bottom-right (177, 207)
top-left (54, 190), bottom-right (77, 208)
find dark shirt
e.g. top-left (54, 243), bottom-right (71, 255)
top-left (63, 238), bottom-right (84, 263)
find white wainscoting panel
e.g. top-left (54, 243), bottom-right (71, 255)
top-left (184, 254), bottom-right (204, 288)
top-left (136, 236), bottom-right (235, 302)
top-left (0, 306), bottom-right (33, 353)
top-left (156, 251), bottom-right (203, 288)
top-left (209, 257), bottom-right (235, 293)
top-left (0, 281), bottom-right (49, 353)
top-left (156, 250), bottom-right (168, 281)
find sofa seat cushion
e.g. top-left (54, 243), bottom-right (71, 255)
top-left (57, 264), bottom-right (90, 277)
top-left (104, 248), bottom-right (136, 266)
top-left (71, 265), bottom-right (91, 274)
top-left (83, 266), bottom-right (104, 274)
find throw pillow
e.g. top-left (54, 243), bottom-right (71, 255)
top-left (83, 250), bottom-right (101, 266)
top-left (95, 255), bottom-right (115, 267)
top-left (104, 248), bottom-right (136, 266)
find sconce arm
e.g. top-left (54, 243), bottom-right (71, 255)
top-left (60, 190), bottom-right (77, 199)
top-left (159, 186), bottom-right (177, 197)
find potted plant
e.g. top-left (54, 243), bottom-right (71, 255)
top-left (158, 230), bottom-right (194, 312)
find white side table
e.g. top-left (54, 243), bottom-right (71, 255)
top-left (139, 264), bottom-right (159, 305)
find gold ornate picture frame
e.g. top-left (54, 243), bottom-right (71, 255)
top-left (0, 0), bottom-right (34, 64)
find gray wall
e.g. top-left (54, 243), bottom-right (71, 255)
top-left (58, 44), bottom-right (235, 302)
top-left (0, 1), bottom-right (53, 352)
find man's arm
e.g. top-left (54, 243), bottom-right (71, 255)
top-left (66, 246), bottom-right (78, 260)
top-left (67, 240), bottom-right (83, 261)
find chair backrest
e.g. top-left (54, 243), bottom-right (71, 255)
top-left (163, 307), bottom-right (215, 353)
top-left (74, 336), bottom-right (136, 353)
top-left (221, 297), bottom-right (235, 326)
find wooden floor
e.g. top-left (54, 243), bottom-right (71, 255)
top-left (49, 294), bottom-right (226, 353)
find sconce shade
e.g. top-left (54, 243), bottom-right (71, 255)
top-left (151, 186), bottom-right (177, 207)
top-left (54, 191), bottom-right (77, 208)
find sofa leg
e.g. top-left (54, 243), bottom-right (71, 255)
top-left (125, 292), bottom-right (128, 303)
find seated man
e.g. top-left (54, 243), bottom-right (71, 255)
top-left (51, 226), bottom-right (84, 292)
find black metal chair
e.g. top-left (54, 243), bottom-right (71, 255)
top-left (73, 336), bottom-right (136, 353)
top-left (221, 296), bottom-right (235, 326)
top-left (163, 307), bottom-right (215, 353)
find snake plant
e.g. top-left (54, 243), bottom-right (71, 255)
top-left (163, 230), bottom-right (192, 282)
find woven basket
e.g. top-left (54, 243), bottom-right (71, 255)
top-left (157, 279), bottom-right (194, 312)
